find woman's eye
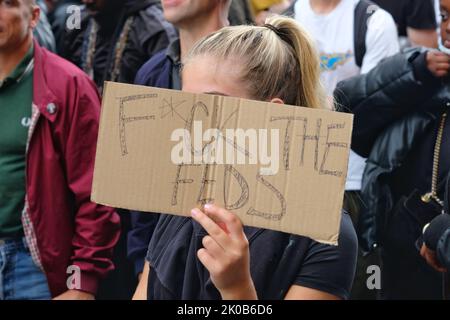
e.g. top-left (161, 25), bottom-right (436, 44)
top-left (441, 11), bottom-right (449, 21)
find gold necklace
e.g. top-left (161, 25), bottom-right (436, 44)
top-left (421, 112), bottom-right (447, 206)
top-left (83, 17), bottom-right (134, 83)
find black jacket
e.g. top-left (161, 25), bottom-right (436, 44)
top-left (61, 0), bottom-right (177, 89)
top-left (335, 48), bottom-right (450, 253)
top-left (437, 227), bottom-right (450, 271)
top-left (423, 174), bottom-right (450, 270)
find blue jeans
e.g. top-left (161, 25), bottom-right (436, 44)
top-left (0, 237), bottom-right (51, 300)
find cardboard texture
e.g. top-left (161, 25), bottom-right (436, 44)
top-left (92, 82), bottom-right (354, 244)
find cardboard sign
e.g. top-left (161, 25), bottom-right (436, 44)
top-left (92, 82), bottom-right (353, 244)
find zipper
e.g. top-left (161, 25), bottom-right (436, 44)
top-left (22, 103), bottom-right (44, 270)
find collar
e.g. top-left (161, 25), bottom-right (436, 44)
top-left (32, 39), bottom-right (58, 120)
top-left (166, 39), bottom-right (181, 65)
top-left (0, 43), bottom-right (34, 89)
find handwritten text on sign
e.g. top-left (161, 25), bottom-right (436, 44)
top-left (92, 82), bottom-right (353, 244)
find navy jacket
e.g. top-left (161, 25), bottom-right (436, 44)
top-left (127, 49), bottom-right (175, 274)
top-left (134, 50), bottom-right (173, 89)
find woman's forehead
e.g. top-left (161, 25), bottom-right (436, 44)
top-left (182, 56), bottom-right (250, 98)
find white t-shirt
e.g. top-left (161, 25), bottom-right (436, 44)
top-left (295, 0), bottom-right (399, 190)
top-left (435, 0), bottom-right (441, 26)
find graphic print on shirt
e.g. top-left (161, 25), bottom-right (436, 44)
top-left (320, 51), bottom-right (353, 72)
top-left (21, 117), bottom-right (31, 128)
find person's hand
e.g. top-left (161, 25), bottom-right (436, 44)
top-left (420, 243), bottom-right (447, 273)
top-left (191, 204), bottom-right (257, 300)
top-left (426, 50), bottom-right (450, 78)
top-left (53, 289), bottom-right (95, 300)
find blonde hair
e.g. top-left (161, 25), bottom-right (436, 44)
top-left (185, 15), bottom-right (327, 109)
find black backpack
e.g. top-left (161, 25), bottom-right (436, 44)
top-left (285, 0), bottom-right (380, 68)
top-left (354, 0), bottom-right (380, 67)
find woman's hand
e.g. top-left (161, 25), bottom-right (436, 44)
top-left (191, 204), bottom-right (258, 300)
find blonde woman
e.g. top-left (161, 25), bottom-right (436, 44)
top-left (133, 16), bottom-right (357, 300)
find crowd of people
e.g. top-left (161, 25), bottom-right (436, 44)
top-left (0, 0), bottom-right (449, 300)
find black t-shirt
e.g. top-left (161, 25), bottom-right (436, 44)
top-left (145, 213), bottom-right (357, 300)
top-left (372, 0), bottom-right (437, 36)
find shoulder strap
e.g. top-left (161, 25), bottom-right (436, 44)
top-left (354, 0), bottom-right (379, 68)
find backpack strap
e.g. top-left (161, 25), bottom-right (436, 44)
top-left (354, 0), bottom-right (379, 68)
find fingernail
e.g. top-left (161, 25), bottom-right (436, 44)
top-left (204, 203), bottom-right (213, 211)
top-left (191, 208), bottom-right (200, 217)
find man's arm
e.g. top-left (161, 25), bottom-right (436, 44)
top-left (133, 261), bottom-right (150, 300)
top-left (360, 8), bottom-right (399, 74)
top-left (406, 0), bottom-right (438, 48)
top-left (59, 73), bottom-right (121, 298)
top-left (407, 28), bottom-right (438, 48)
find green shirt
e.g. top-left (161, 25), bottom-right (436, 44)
top-left (0, 45), bottom-right (34, 237)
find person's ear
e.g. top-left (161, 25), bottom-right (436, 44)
top-left (30, 6), bottom-right (41, 30)
top-left (270, 97), bottom-right (285, 104)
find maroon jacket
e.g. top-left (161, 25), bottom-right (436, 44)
top-left (23, 41), bottom-right (120, 297)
